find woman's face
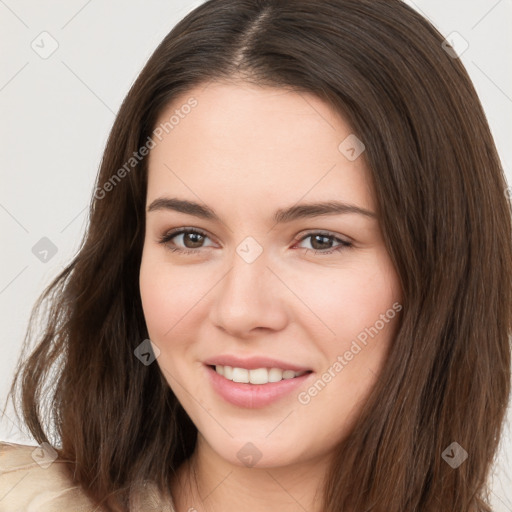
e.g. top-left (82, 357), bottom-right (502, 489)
top-left (139, 81), bottom-right (402, 468)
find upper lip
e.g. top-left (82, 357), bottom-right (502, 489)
top-left (204, 355), bottom-right (312, 372)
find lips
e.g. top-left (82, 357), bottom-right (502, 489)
top-left (202, 354), bottom-right (315, 408)
top-left (204, 364), bottom-right (314, 408)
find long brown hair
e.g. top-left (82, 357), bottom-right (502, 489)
top-left (4, 0), bottom-right (511, 510)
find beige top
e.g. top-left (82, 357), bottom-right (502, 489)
top-left (0, 441), bottom-right (176, 511)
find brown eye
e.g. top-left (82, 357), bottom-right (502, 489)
top-left (158, 228), bottom-right (214, 254)
top-left (181, 232), bottom-right (206, 248)
top-left (296, 232), bottom-right (352, 255)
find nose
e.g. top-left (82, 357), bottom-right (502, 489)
top-left (208, 244), bottom-right (289, 338)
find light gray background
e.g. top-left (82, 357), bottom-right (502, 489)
top-left (1, 0), bottom-right (511, 509)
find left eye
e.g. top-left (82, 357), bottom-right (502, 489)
top-left (158, 229), bottom-right (352, 255)
top-left (295, 233), bottom-right (352, 254)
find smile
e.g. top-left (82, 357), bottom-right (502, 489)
top-left (205, 364), bottom-right (314, 408)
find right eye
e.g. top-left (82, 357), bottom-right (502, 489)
top-left (158, 227), bottom-right (216, 254)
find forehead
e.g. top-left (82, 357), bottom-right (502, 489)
top-left (147, 81), bottom-right (374, 215)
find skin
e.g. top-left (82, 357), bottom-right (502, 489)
top-left (139, 80), bottom-right (403, 512)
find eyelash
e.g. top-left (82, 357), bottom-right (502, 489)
top-left (157, 228), bottom-right (353, 256)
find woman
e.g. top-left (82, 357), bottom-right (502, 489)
top-left (1, 0), bottom-right (511, 511)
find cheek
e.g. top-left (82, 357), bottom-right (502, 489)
top-left (293, 260), bottom-right (399, 338)
top-left (307, 258), bottom-right (401, 377)
top-left (139, 251), bottom-right (222, 380)
top-left (139, 250), bottom-right (188, 341)
top-left (139, 258), bottom-right (200, 392)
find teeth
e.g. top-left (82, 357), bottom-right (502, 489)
top-left (224, 365), bottom-right (233, 380)
top-left (249, 368), bottom-right (268, 384)
top-left (268, 368), bottom-right (282, 383)
top-left (232, 367), bottom-right (249, 383)
top-left (214, 365), bottom-right (308, 384)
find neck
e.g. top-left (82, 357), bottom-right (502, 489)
top-left (171, 434), bottom-right (329, 512)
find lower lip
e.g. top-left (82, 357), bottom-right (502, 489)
top-left (205, 365), bottom-right (313, 409)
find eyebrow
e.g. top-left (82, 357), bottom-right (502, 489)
top-left (147, 197), bottom-right (377, 223)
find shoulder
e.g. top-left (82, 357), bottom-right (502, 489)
top-left (0, 441), bottom-right (177, 512)
top-left (0, 441), bottom-right (98, 512)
